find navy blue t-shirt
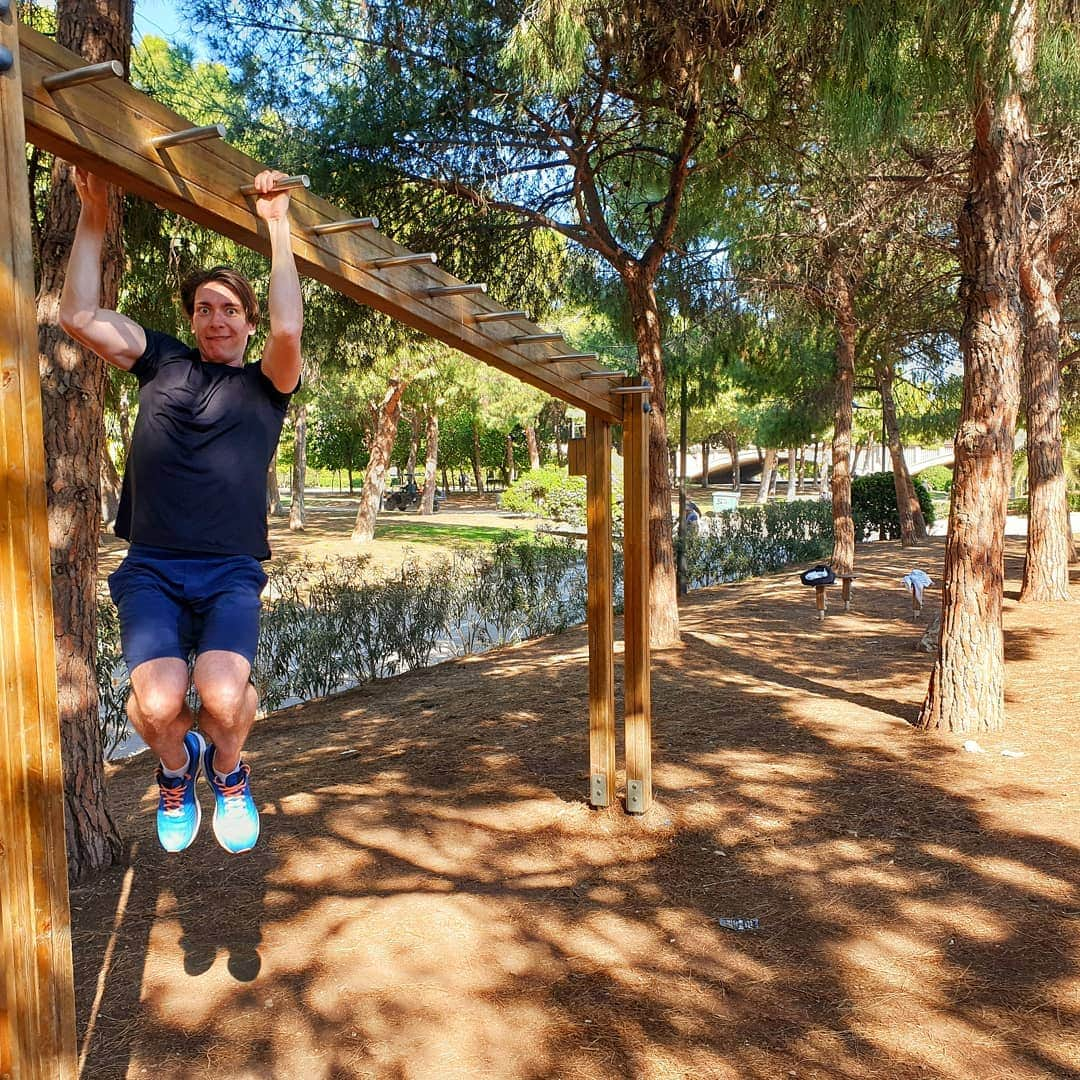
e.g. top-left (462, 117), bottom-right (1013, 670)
top-left (114, 328), bottom-right (296, 560)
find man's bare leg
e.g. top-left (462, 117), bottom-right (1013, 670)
top-left (128, 657), bottom-right (194, 770)
top-left (193, 650), bottom-right (257, 775)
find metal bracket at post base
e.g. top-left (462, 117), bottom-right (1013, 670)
top-left (626, 779), bottom-right (646, 814)
top-left (590, 774), bottom-right (610, 808)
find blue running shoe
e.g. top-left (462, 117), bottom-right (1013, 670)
top-left (156, 731), bottom-right (206, 854)
top-left (204, 744), bottom-right (260, 854)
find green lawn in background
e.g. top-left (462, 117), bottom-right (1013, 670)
top-left (373, 521), bottom-right (532, 546)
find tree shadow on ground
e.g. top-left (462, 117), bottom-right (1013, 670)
top-left (72, 537), bottom-right (1080, 1079)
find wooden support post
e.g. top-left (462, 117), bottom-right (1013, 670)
top-left (841, 575), bottom-right (855, 611)
top-left (815, 584), bottom-right (828, 620)
top-left (622, 394), bottom-right (652, 814)
top-left (585, 417), bottom-right (615, 808)
top-left (0, 7), bottom-right (78, 1075)
top-left (911, 584), bottom-right (922, 620)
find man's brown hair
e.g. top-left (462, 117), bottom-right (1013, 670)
top-left (180, 266), bottom-right (260, 324)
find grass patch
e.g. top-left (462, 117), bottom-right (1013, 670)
top-left (374, 521), bottom-right (531, 546)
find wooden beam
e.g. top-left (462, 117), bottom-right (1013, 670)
top-left (585, 418), bottom-right (615, 808)
top-left (0, 8), bottom-right (78, 1076)
top-left (622, 391), bottom-right (652, 814)
top-left (17, 25), bottom-right (623, 424)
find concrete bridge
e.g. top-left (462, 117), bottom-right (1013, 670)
top-left (684, 443), bottom-right (955, 486)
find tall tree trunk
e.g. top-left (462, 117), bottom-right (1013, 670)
top-left (100, 442), bottom-right (122, 526)
top-left (503, 433), bottom-right (514, 485)
top-left (289, 402), bottom-right (307, 531)
top-left (728, 435), bottom-right (740, 491)
top-left (756, 448), bottom-right (776, 505)
top-left (471, 421), bottom-right (484, 492)
top-left (797, 446), bottom-right (806, 492)
top-left (900, 455), bottom-right (929, 539)
top-left (830, 271), bottom-right (857, 576)
top-left (920, 14), bottom-right (1031, 733)
top-left (421, 409), bottom-right (439, 514)
top-left (786, 448), bottom-right (797, 500)
top-left (1018, 211), bottom-right (1072, 599)
top-left (352, 378), bottom-right (406, 542)
top-left (36, 0), bottom-right (130, 880)
top-left (623, 269), bottom-right (679, 647)
top-left (405, 411), bottom-right (420, 479)
top-left (525, 425), bottom-right (541, 470)
top-left (266, 451), bottom-right (283, 516)
top-left (701, 439), bottom-right (710, 488)
top-left (876, 362), bottom-right (917, 547)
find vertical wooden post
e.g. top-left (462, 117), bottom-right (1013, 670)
top-left (622, 394), bottom-right (652, 814)
top-left (0, 9), bottom-right (79, 1077)
top-left (585, 416), bottom-right (615, 808)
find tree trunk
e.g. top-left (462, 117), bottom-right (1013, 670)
top-left (796, 446), bottom-right (806, 492)
top-left (266, 451), bottom-right (283, 516)
top-left (36, 0), bottom-right (130, 880)
top-left (471, 421), bottom-right (484, 492)
top-left (786, 448), bottom-right (797, 500)
top-left (900, 455), bottom-right (929, 539)
top-left (728, 436), bottom-right (740, 491)
top-left (829, 271), bottom-right (857, 576)
top-left (876, 362), bottom-right (917, 547)
top-left (525, 425), bottom-right (540, 470)
top-left (623, 269), bottom-right (679, 647)
top-left (1018, 209), bottom-right (1072, 599)
top-left (289, 402), bottom-right (307, 531)
top-left (405, 411), bottom-right (420, 478)
top-left (503, 433), bottom-right (514, 485)
top-left (701, 439), bottom-right (710, 488)
top-left (352, 378), bottom-right (406, 542)
top-left (421, 409), bottom-right (439, 514)
top-left (100, 442), bottom-right (122, 526)
top-left (920, 21), bottom-right (1031, 733)
top-left (756, 448), bottom-right (776, 505)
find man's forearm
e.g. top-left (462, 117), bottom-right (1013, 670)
top-left (266, 217), bottom-right (303, 339)
top-left (59, 207), bottom-right (106, 329)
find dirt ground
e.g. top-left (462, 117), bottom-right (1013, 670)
top-left (72, 535), bottom-right (1080, 1079)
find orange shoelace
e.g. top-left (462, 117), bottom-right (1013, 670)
top-left (159, 778), bottom-right (189, 812)
top-left (214, 766), bottom-right (250, 806)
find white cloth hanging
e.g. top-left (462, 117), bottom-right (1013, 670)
top-left (901, 569), bottom-right (933, 605)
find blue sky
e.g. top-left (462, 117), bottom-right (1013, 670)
top-left (134, 0), bottom-right (208, 59)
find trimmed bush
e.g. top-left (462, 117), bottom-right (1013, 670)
top-left (681, 499), bottom-right (834, 589)
top-left (500, 465), bottom-right (624, 533)
top-left (918, 464), bottom-right (953, 492)
top-left (851, 472), bottom-right (936, 541)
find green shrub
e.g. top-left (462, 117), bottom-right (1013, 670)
top-left (681, 499), bottom-right (834, 588)
top-left (851, 472), bottom-right (936, 541)
top-left (1009, 492), bottom-right (1080, 515)
top-left (500, 465), bottom-right (624, 532)
top-left (918, 464), bottom-right (953, 492)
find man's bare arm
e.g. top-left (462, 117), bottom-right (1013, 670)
top-left (59, 168), bottom-right (146, 369)
top-left (255, 170), bottom-right (303, 393)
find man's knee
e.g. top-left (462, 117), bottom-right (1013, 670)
top-left (194, 654), bottom-right (254, 723)
top-left (129, 680), bottom-right (188, 732)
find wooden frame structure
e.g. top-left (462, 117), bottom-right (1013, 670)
top-left (0, 15), bottom-right (653, 1075)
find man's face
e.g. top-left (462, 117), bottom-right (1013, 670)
top-left (190, 281), bottom-right (256, 365)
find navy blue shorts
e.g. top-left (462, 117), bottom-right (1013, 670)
top-left (107, 545), bottom-right (268, 675)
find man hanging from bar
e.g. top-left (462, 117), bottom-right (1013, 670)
top-left (60, 167), bottom-right (303, 855)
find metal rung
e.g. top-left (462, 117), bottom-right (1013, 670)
top-left (471, 310), bottom-right (528, 323)
top-left (581, 370), bottom-right (627, 379)
top-left (611, 385), bottom-right (652, 394)
top-left (151, 124), bottom-right (226, 149)
top-left (514, 333), bottom-right (563, 344)
top-left (373, 252), bottom-right (437, 269)
top-left (42, 61), bottom-right (124, 91)
top-left (310, 216), bottom-right (380, 235)
top-left (427, 283), bottom-right (487, 297)
top-left (240, 174), bottom-right (310, 195)
top-left (537, 352), bottom-right (598, 364)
